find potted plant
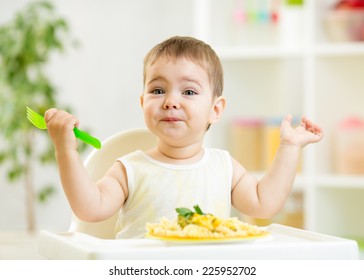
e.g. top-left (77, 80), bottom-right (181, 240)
top-left (0, 1), bottom-right (84, 232)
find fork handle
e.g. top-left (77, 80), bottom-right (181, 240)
top-left (73, 127), bottom-right (101, 149)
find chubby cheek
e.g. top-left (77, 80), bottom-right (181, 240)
top-left (141, 104), bottom-right (157, 130)
top-left (140, 96), bottom-right (152, 117)
top-left (142, 105), bottom-right (153, 121)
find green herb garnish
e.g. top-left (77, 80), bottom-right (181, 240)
top-left (193, 205), bottom-right (204, 215)
top-left (176, 205), bottom-right (205, 218)
top-left (175, 205), bottom-right (206, 228)
top-left (176, 207), bottom-right (194, 218)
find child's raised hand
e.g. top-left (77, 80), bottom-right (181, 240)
top-left (280, 114), bottom-right (323, 148)
top-left (44, 108), bottom-right (80, 152)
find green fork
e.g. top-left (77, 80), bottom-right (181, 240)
top-left (26, 106), bottom-right (101, 149)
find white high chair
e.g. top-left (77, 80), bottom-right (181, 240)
top-left (68, 128), bottom-right (157, 239)
top-left (39, 128), bottom-right (359, 259)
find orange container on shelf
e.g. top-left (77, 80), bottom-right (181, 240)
top-left (334, 117), bottom-right (364, 175)
top-left (229, 118), bottom-right (263, 171)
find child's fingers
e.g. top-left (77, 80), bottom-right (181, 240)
top-left (45, 109), bottom-right (79, 131)
top-left (44, 108), bottom-right (58, 123)
top-left (57, 111), bottom-right (79, 127)
top-left (306, 119), bottom-right (322, 135)
top-left (301, 116), bottom-right (324, 141)
top-left (306, 121), bottom-right (324, 141)
top-left (302, 117), bottom-right (318, 132)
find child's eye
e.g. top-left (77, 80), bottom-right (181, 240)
top-left (183, 90), bottom-right (197, 96)
top-left (151, 88), bottom-right (165, 95)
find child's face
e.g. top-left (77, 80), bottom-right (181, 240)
top-left (141, 57), bottom-right (225, 147)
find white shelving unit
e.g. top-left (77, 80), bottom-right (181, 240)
top-left (193, 0), bottom-right (364, 240)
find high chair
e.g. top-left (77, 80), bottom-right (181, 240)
top-left (68, 128), bottom-right (157, 239)
top-left (39, 128), bottom-right (359, 260)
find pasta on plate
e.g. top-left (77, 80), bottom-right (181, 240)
top-left (146, 205), bottom-right (269, 240)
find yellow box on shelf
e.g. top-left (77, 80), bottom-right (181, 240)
top-left (262, 117), bottom-right (281, 170)
top-left (229, 116), bottom-right (302, 173)
top-left (262, 116), bottom-right (302, 172)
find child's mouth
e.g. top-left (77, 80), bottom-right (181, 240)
top-left (162, 117), bottom-right (181, 122)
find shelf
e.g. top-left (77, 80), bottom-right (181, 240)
top-left (215, 42), bottom-right (364, 60)
top-left (251, 174), bottom-right (364, 191)
top-left (216, 46), bottom-right (304, 60)
top-left (315, 43), bottom-right (364, 57)
top-left (315, 175), bottom-right (364, 189)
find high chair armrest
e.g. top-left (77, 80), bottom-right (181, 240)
top-left (38, 224), bottom-right (360, 260)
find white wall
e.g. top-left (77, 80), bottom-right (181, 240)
top-left (0, 0), bottom-right (194, 231)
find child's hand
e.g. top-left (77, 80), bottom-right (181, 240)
top-left (44, 108), bottom-right (80, 152)
top-left (280, 114), bottom-right (323, 148)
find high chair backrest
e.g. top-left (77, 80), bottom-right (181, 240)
top-left (68, 128), bottom-right (157, 239)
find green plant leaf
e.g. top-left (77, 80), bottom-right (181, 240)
top-left (38, 185), bottom-right (56, 203)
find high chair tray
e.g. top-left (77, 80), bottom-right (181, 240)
top-left (38, 224), bottom-right (359, 260)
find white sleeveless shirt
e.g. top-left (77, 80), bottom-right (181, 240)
top-left (115, 148), bottom-right (233, 239)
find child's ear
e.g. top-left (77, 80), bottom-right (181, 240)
top-left (209, 96), bottom-right (226, 125)
top-left (140, 94), bottom-right (144, 107)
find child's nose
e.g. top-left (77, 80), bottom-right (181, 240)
top-left (163, 93), bottom-right (180, 110)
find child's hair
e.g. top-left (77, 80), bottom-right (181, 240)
top-left (143, 36), bottom-right (224, 98)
